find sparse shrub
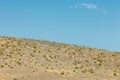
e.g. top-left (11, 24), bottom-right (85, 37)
top-left (98, 59), bottom-right (102, 65)
top-left (30, 53), bottom-right (34, 57)
top-left (64, 50), bottom-right (67, 53)
top-left (73, 69), bottom-right (76, 72)
top-left (113, 70), bottom-right (118, 76)
top-left (9, 51), bottom-right (14, 54)
top-left (31, 70), bottom-right (35, 73)
top-left (72, 51), bottom-right (77, 55)
top-left (113, 72), bottom-right (117, 76)
top-left (0, 49), bottom-right (3, 55)
top-left (48, 50), bottom-right (52, 53)
top-left (73, 60), bottom-right (80, 65)
top-left (86, 60), bottom-right (89, 62)
top-left (16, 61), bottom-right (21, 65)
top-left (33, 46), bottom-right (37, 49)
top-left (60, 71), bottom-right (65, 75)
top-left (112, 54), bottom-right (117, 57)
top-left (45, 66), bottom-right (49, 69)
top-left (51, 67), bottom-right (54, 70)
top-left (43, 55), bottom-right (47, 58)
top-left (81, 68), bottom-right (87, 73)
top-left (10, 66), bottom-right (13, 69)
top-left (89, 68), bottom-right (94, 73)
top-left (75, 66), bottom-right (79, 69)
top-left (38, 50), bottom-right (41, 53)
top-left (7, 54), bottom-right (12, 58)
top-left (89, 48), bottom-right (93, 51)
top-left (5, 63), bottom-right (7, 65)
top-left (0, 65), bottom-right (4, 68)
top-left (33, 50), bottom-right (36, 52)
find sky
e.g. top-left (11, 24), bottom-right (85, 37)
top-left (0, 0), bottom-right (120, 51)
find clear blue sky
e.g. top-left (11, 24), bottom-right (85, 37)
top-left (0, 0), bottom-right (120, 51)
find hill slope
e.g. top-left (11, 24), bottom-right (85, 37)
top-left (0, 36), bottom-right (120, 80)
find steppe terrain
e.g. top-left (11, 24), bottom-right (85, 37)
top-left (0, 36), bottom-right (120, 80)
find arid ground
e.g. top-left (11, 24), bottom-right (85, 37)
top-left (0, 36), bottom-right (120, 80)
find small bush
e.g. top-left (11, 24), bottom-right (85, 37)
top-left (60, 71), bottom-right (65, 75)
top-left (113, 72), bottom-right (117, 76)
top-left (81, 69), bottom-right (87, 73)
top-left (75, 66), bottom-right (79, 69)
top-left (0, 65), bottom-right (4, 68)
top-left (89, 68), bottom-right (94, 73)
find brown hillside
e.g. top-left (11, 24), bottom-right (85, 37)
top-left (0, 36), bottom-right (120, 80)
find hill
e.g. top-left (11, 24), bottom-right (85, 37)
top-left (0, 36), bottom-right (120, 80)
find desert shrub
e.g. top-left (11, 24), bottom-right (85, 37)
top-left (73, 69), bottom-right (76, 72)
top-left (100, 52), bottom-right (105, 55)
top-left (75, 66), bottom-right (79, 69)
top-left (64, 50), bottom-right (67, 53)
top-left (0, 65), bottom-right (4, 68)
top-left (89, 48), bottom-right (93, 51)
top-left (9, 51), bottom-right (14, 54)
top-left (89, 68), bottom-right (94, 73)
top-left (48, 50), bottom-right (52, 53)
top-left (81, 68), bottom-right (87, 73)
top-left (0, 49), bottom-right (3, 55)
top-left (38, 50), bottom-right (41, 53)
top-left (5, 63), bottom-right (8, 65)
top-left (112, 54), bottom-right (117, 57)
top-left (60, 71), bottom-right (65, 75)
top-left (113, 72), bottom-right (117, 76)
top-left (10, 66), bottom-right (13, 69)
top-left (33, 46), bottom-right (37, 49)
top-left (45, 66), bottom-right (49, 69)
top-left (72, 51), bottom-right (77, 55)
top-left (113, 70), bottom-right (118, 76)
top-left (16, 61), bottom-right (21, 65)
top-left (30, 53), bottom-right (34, 57)
top-left (7, 54), bottom-right (12, 58)
top-left (98, 59), bottom-right (102, 65)
top-left (73, 60), bottom-right (80, 65)
top-left (33, 50), bottom-right (36, 52)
